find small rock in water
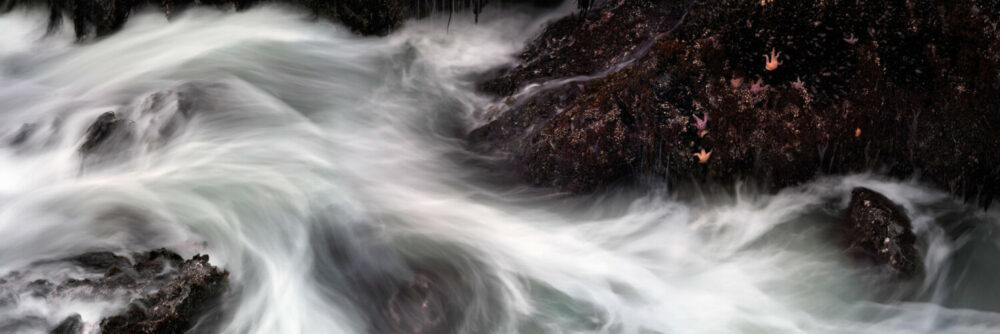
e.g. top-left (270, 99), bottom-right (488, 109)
top-left (49, 314), bottom-right (83, 334)
top-left (79, 111), bottom-right (134, 155)
top-left (843, 187), bottom-right (921, 278)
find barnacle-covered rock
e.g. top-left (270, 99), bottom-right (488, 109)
top-left (843, 187), bottom-right (921, 278)
top-left (470, 0), bottom-right (1000, 208)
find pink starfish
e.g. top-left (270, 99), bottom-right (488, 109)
top-left (844, 33), bottom-right (858, 45)
top-left (750, 79), bottom-right (770, 94)
top-left (792, 76), bottom-right (805, 89)
top-left (693, 113), bottom-right (709, 131)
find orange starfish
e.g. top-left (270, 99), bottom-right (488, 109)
top-left (694, 149), bottom-right (712, 163)
top-left (764, 48), bottom-right (782, 71)
top-left (855, 128), bottom-right (862, 137)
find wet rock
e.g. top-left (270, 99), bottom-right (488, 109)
top-left (328, 0), bottom-right (405, 36)
top-left (79, 111), bottom-right (134, 155)
top-left (0, 249), bottom-right (228, 334)
top-left (471, 0), bottom-right (1000, 208)
top-left (99, 254), bottom-right (229, 334)
top-left (49, 314), bottom-right (83, 334)
top-left (71, 251), bottom-right (131, 271)
top-left (480, 0), bottom-right (686, 97)
top-left (844, 187), bottom-right (921, 277)
top-left (2, 0), bottom-right (568, 39)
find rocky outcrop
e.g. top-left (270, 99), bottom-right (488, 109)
top-left (843, 187), bottom-right (921, 278)
top-left (99, 253), bottom-right (229, 334)
top-left (470, 0), bottom-right (1000, 208)
top-left (0, 249), bottom-right (228, 334)
top-left (0, 0), bottom-right (570, 39)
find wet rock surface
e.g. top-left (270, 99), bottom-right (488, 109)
top-left (844, 187), bottom-right (920, 277)
top-left (99, 253), bottom-right (228, 334)
top-left (0, 0), bottom-right (569, 39)
top-left (76, 82), bottom-right (222, 165)
top-left (79, 111), bottom-right (134, 155)
top-left (0, 249), bottom-right (228, 334)
top-left (470, 0), bottom-right (1000, 208)
top-left (49, 314), bottom-right (84, 334)
top-left (309, 223), bottom-right (492, 334)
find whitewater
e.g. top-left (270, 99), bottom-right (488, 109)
top-left (1, 5), bottom-right (1000, 334)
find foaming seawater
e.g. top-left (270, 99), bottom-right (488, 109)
top-left (2, 4), bottom-right (1000, 334)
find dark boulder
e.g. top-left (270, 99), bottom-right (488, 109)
top-left (71, 251), bottom-right (131, 271)
top-left (470, 0), bottom-right (1000, 208)
top-left (99, 254), bottom-right (229, 334)
top-left (844, 187), bottom-right (921, 277)
top-left (0, 249), bottom-right (228, 334)
top-left (49, 314), bottom-right (83, 334)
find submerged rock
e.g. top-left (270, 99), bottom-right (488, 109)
top-left (844, 187), bottom-right (921, 277)
top-left (386, 269), bottom-right (470, 334)
top-left (471, 0), bottom-right (1000, 208)
top-left (9, 123), bottom-right (35, 146)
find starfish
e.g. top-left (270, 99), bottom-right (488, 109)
top-left (694, 149), bottom-right (712, 163)
top-left (764, 48), bottom-right (782, 71)
top-left (792, 76), bottom-right (805, 89)
top-left (693, 113), bottom-right (709, 130)
top-left (693, 113), bottom-right (709, 137)
top-left (730, 77), bottom-right (744, 89)
top-left (855, 128), bottom-right (862, 137)
top-left (750, 78), bottom-right (770, 94)
top-left (844, 33), bottom-right (859, 45)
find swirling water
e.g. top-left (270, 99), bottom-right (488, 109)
top-left (1, 5), bottom-right (1000, 334)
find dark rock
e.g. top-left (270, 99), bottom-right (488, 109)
top-left (470, 0), bottom-right (1000, 208)
top-left (99, 253), bottom-right (228, 334)
top-left (844, 187), bottom-right (921, 277)
top-left (0, 249), bottom-right (228, 334)
top-left (2, 0), bottom-right (569, 39)
top-left (132, 248), bottom-right (184, 276)
top-left (480, 0), bottom-right (686, 97)
top-left (71, 251), bottom-right (131, 271)
top-left (329, 0), bottom-right (405, 36)
top-left (49, 314), bottom-right (83, 334)
top-left (79, 111), bottom-right (134, 155)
